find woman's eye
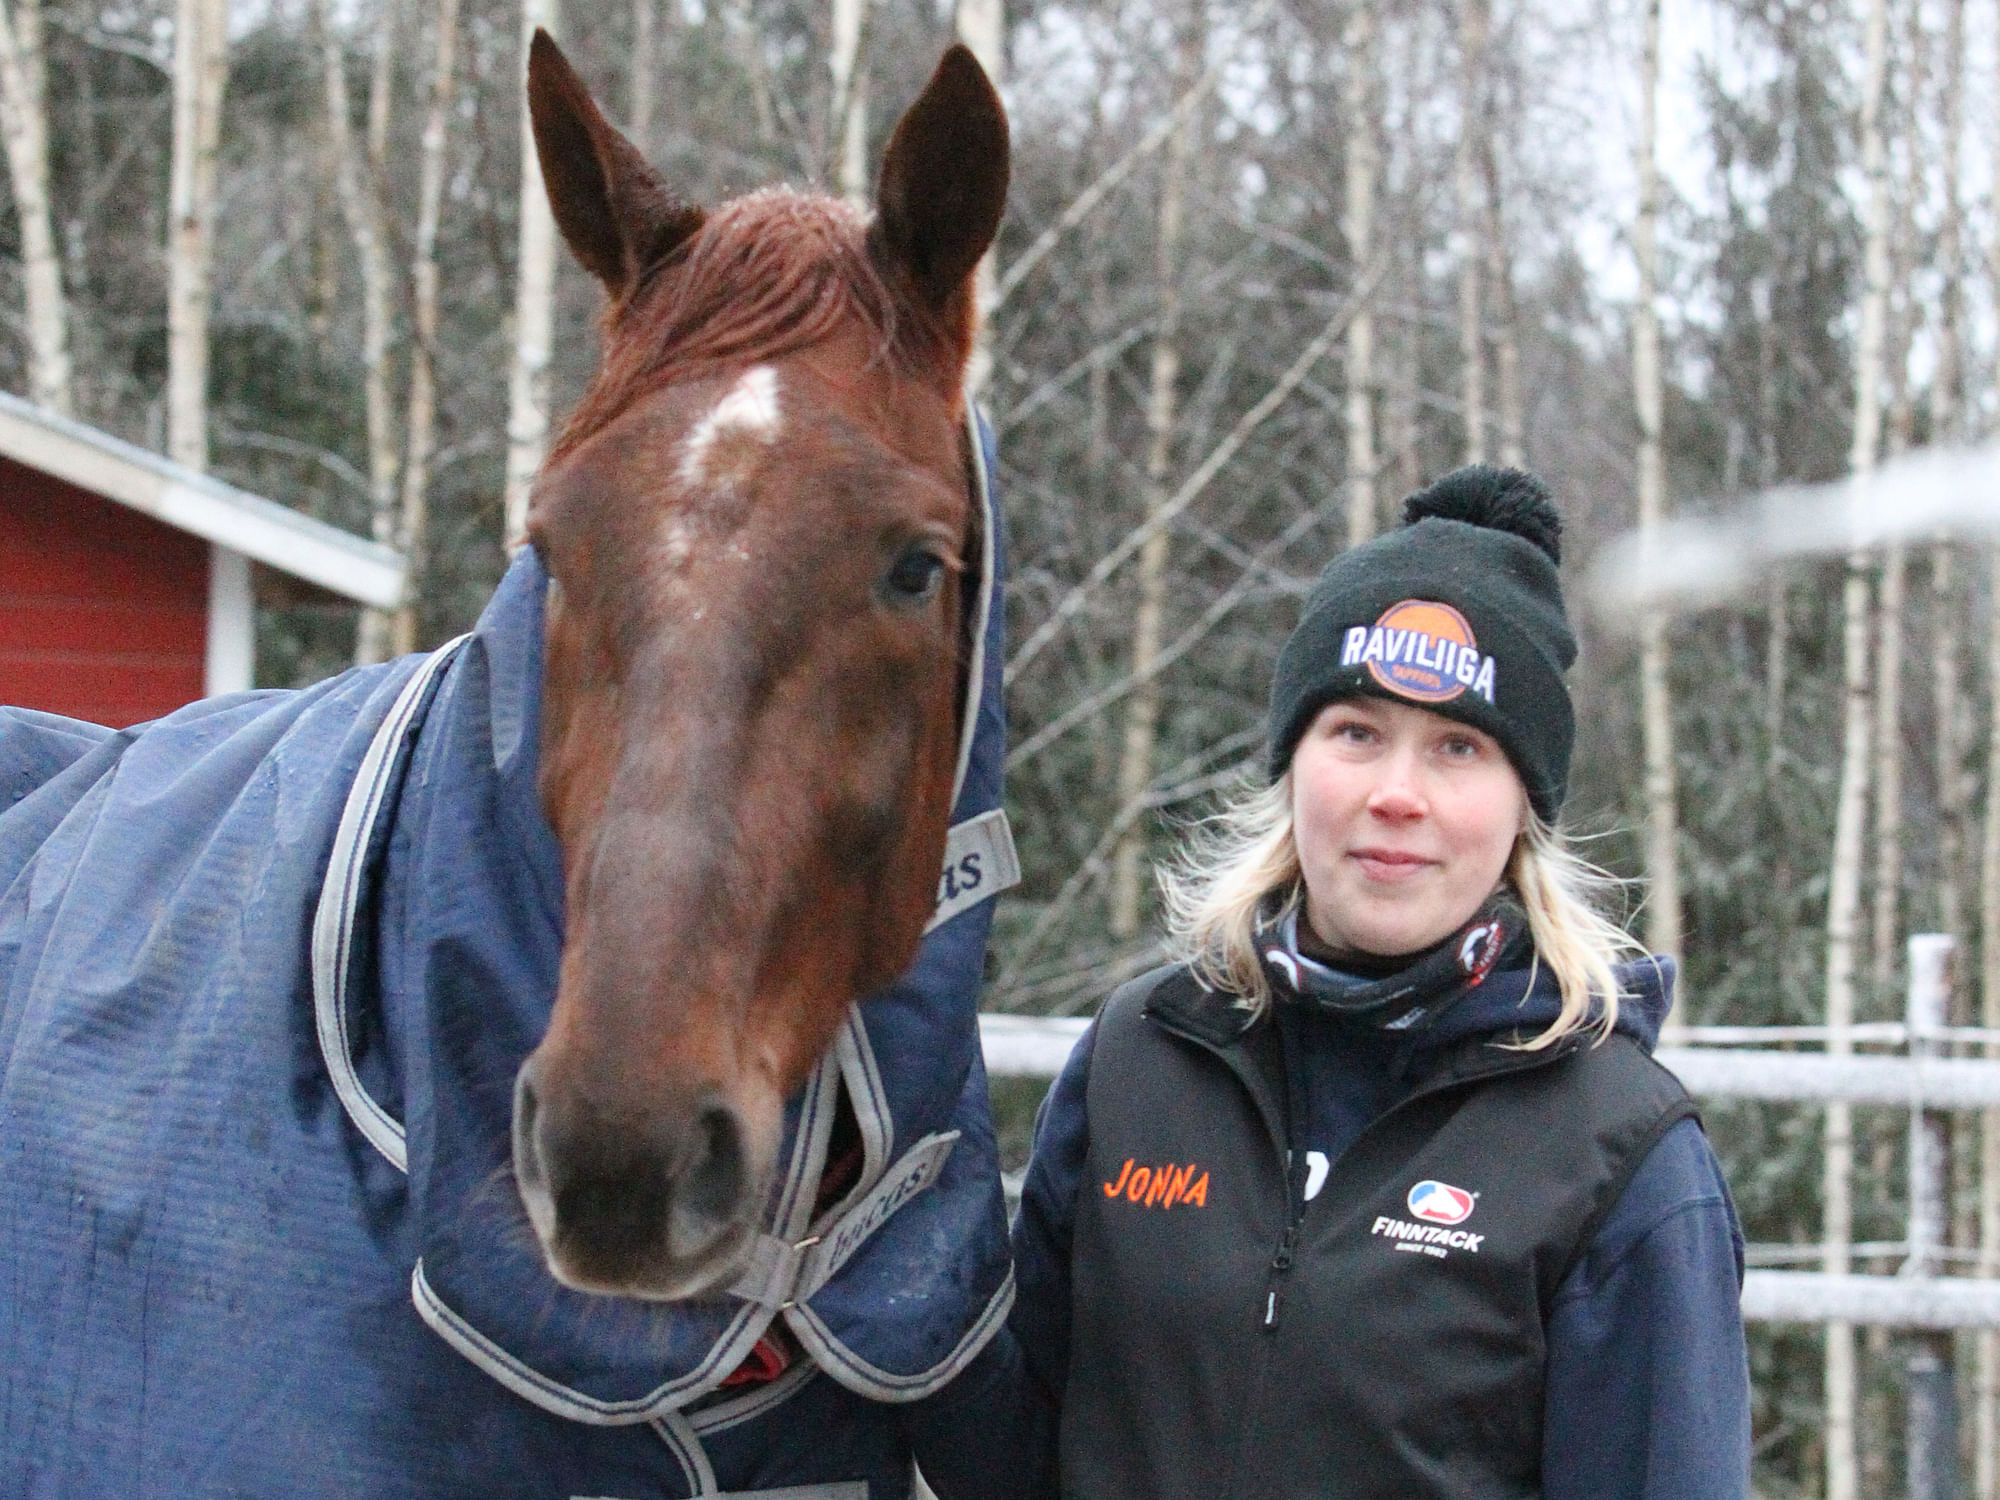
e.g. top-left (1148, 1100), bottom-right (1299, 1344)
top-left (883, 546), bottom-right (947, 605)
top-left (1440, 735), bottom-right (1480, 758)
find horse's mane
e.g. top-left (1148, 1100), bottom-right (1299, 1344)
top-left (553, 188), bottom-right (925, 461)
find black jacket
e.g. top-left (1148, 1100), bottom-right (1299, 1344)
top-left (1052, 963), bottom-right (1698, 1499)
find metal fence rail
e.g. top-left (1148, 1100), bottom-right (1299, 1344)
top-left (980, 1016), bottom-right (2000, 1108)
top-left (980, 1013), bottom-right (1088, 1078)
top-left (1740, 1273), bottom-right (2000, 1329)
top-left (1659, 1047), bottom-right (2000, 1109)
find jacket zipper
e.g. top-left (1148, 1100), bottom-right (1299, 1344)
top-left (1261, 1148), bottom-right (1309, 1331)
top-left (1261, 1214), bottom-right (1302, 1331)
top-left (1145, 1007), bottom-right (1580, 1334)
top-left (1146, 996), bottom-right (1591, 1499)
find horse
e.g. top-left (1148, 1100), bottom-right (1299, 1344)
top-left (0, 36), bottom-right (1018, 1500)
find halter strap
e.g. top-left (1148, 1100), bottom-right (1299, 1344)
top-left (728, 1129), bottom-right (960, 1310)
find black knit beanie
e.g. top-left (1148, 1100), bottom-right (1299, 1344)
top-left (1266, 466), bottom-right (1577, 822)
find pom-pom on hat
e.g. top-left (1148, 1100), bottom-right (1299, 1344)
top-left (1266, 465), bottom-right (1577, 821)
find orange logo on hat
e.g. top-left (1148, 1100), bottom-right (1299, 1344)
top-left (1339, 601), bottom-right (1497, 705)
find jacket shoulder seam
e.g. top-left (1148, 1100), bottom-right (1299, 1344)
top-left (1550, 1191), bottom-right (1734, 1306)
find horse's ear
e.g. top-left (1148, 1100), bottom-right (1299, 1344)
top-left (870, 45), bottom-right (1010, 327)
top-left (527, 29), bottom-right (705, 298)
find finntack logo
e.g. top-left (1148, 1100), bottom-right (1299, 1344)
top-left (1371, 1180), bottom-right (1484, 1258)
top-left (1370, 1215), bottom-right (1485, 1257)
top-left (1339, 600), bottom-right (1497, 705)
top-left (1407, 1179), bottom-right (1476, 1225)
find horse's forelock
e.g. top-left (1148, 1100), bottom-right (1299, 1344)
top-left (552, 188), bottom-right (954, 463)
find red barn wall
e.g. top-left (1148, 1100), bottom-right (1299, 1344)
top-left (1, 456), bottom-right (209, 728)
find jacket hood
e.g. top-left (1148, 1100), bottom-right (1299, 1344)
top-left (1410, 952), bottom-right (1677, 1055)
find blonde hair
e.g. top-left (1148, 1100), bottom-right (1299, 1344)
top-left (1159, 769), bottom-right (1646, 1047)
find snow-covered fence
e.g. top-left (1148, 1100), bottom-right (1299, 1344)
top-left (980, 1013), bottom-right (1089, 1080)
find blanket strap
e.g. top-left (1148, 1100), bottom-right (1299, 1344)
top-left (729, 1131), bottom-right (960, 1311)
top-left (927, 808), bottom-right (1019, 933)
top-left (312, 637), bottom-right (469, 1173)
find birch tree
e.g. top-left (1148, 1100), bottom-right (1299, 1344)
top-left (1388, 252), bottom-right (1423, 495)
top-left (1107, 11), bottom-right (1199, 940)
top-left (1455, 0), bottom-right (1488, 464)
top-left (829, 0), bottom-right (870, 204)
top-left (1086, 226), bottom-right (1112, 509)
top-left (1929, 0), bottom-right (1968, 963)
top-left (393, 0), bottom-right (462, 655)
top-left (315, 0), bottom-right (402, 663)
top-left (1483, 135), bottom-right (1523, 468)
top-left (1822, 0), bottom-right (1892, 1492)
top-left (1866, 536), bottom-right (1904, 1003)
top-left (724, 0), bottom-right (778, 144)
top-left (1342, 0), bottom-right (1377, 548)
top-left (1978, 0), bottom-right (2000, 1481)
top-left (1633, 0), bottom-right (1681, 975)
top-left (629, 0), bottom-right (655, 147)
top-left (956, 0), bottom-right (1002, 397)
top-left (0, 0), bottom-right (69, 414)
top-left (1868, 38), bottom-right (1921, 1018)
top-left (167, 0), bottom-right (229, 472)
top-left (1759, 302), bottom-right (1785, 781)
top-left (502, 0), bottom-right (559, 548)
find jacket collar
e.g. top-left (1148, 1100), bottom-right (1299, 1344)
top-left (1139, 957), bottom-right (1595, 1150)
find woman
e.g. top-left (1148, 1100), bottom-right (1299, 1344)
top-left (1000, 467), bottom-right (1750, 1500)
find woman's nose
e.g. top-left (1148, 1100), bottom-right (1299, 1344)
top-left (1367, 752), bottom-right (1428, 818)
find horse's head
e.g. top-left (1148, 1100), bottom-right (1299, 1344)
top-left (509, 33), bottom-right (1008, 1300)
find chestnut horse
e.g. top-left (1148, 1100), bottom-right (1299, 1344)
top-left (516, 31), bottom-right (1007, 1302)
top-left (0, 36), bottom-right (1015, 1499)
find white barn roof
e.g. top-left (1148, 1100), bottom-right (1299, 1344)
top-left (0, 390), bottom-right (405, 610)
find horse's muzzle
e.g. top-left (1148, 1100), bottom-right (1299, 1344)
top-left (510, 1057), bottom-right (759, 1299)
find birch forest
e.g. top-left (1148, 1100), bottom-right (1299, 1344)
top-left (6, 0), bottom-right (2000, 1489)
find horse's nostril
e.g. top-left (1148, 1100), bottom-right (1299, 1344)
top-left (682, 1105), bottom-right (748, 1225)
top-left (512, 1064), bottom-right (546, 1193)
top-left (514, 1073), bottom-right (756, 1286)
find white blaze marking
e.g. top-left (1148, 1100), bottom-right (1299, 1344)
top-left (679, 365), bottom-right (782, 486)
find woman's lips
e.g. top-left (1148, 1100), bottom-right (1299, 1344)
top-left (1349, 848), bottom-right (1436, 882)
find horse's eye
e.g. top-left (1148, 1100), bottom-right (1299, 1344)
top-left (883, 546), bottom-right (947, 605)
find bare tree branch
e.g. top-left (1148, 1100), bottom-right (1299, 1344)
top-left (989, 0), bottom-right (1280, 315)
top-left (1005, 267), bottom-right (1380, 685)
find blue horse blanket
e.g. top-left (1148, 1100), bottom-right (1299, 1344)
top-left (0, 422), bottom-right (1015, 1498)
